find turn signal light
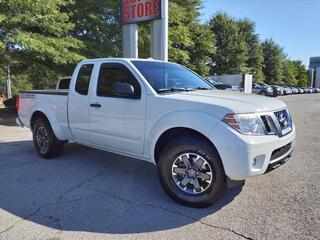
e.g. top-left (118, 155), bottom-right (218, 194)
top-left (223, 114), bottom-right (240, 130)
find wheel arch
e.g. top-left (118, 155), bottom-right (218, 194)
top-left (29, 109), bottom-right (65, 140)
top-left (154, 127), bottom-right (221, 165)
top-left (30, 111), bottom-right (50, 129)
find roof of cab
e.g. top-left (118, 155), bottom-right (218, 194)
top-left (79, 57), bottom-right (168, 64)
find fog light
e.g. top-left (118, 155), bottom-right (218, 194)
top-left (252, 155), bottom-right (266, 170)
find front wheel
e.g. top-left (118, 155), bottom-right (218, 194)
top-left (32, 117), bottom-right (64, 159)
top-left (158, 137), bottom-right (226, 208)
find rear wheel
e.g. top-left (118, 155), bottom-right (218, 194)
top-left (32, 117), bottom-right (64, 159)
top-left (259, 91), bottom-right (267, 96)
top-left (158, 137), bottom-right (226, 208)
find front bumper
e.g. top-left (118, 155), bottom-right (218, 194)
top-left (210, 121), bottom-right (296, 180)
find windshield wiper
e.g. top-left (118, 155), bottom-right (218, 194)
top-left (157, 87), bottom-right (195, 93)
top-left (192, 87), bottom-right (213, 90)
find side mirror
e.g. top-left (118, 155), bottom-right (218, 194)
top-left (113, 82), bottom-right (135, 97)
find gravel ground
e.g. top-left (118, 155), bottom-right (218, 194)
top-left (0, 94), bottom-right (319, 240)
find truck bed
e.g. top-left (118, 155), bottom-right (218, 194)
top-left (19, 89), bottom-right (71, 140)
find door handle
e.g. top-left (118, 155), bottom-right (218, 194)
top-left (90, 103), bottom-right (101, 108)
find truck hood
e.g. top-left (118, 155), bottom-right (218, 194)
top-left (163, 90), bottom-right (287, 114)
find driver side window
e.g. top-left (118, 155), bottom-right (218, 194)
top-left (97, 63), bottom-right (141, 99)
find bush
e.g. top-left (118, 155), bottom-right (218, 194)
top-left (3, 97), bottom-right (16, 109)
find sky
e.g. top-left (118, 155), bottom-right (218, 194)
top-left (200, 0), bottom-right (320, 67)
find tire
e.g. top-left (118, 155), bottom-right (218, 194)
top-left (32, 117), bottom-right (64, 159)
top-left (158, 137), bottom-right (226, 208)
top-left (259, 91), bottom-right (267, 96)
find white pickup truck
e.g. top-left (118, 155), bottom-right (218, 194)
top-left (16, 58), bottom-right (296, 207)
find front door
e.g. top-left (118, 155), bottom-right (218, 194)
top-left (89, 63), bottom-right (146, 155)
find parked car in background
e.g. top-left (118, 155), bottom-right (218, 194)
top-left (315, 88), bottom-right (320, 93)
top-left (297, 88), bottom-right (304, 94)
top-left (252, 83), bottom-right (274, 96)
top-left (265, 84), bottom-right (281, 96)
top-left (303, 87), bottom-right (310, 93)
top-left (288, 87), bottom-right (298, 94)
top-left (271, 85), bottom-right (285, 95)
top-left (281, 86), bottom-right (293, 95)
top-left (207, 79), bottom-right (234, 91)
top-left (304, 87), bottom-right (313, 93)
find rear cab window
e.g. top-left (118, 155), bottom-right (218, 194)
top-left (75, 64), bottom-right (94, 95)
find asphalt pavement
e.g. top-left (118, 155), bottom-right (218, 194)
top-left (0, 94), bottom-right (319, 240)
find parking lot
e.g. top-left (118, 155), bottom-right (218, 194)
top-left (0, 94), bottom-right (319, 240)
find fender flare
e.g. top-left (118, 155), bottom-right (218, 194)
top-left (28, 102), bottom-right (66, 141)
top-left (147, 110), bottom-right (222, 163)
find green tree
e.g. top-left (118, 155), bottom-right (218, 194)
top-left (138, 22), bottom-right (151, 59)
top-left (0, 0), bottom-right (84, 92)
top-left (238, 18), bottom-right (264, 83)
top-left (0, 0), bottom-right (84, 64)
top-left (168, 0), bottom-right (214, 75)
top-left (167, 1), bottom-right (195, 66)
top-left (282, 58), bottom-right (297, 86)
top-left (209, 13), bottom-right (248, 75)
top-left (65, 0), bottom-right (121, 59)
top-left (186, 23), bottom-right (214, 76)
top-left (292, 60), bottom-right (308, 87)
top-left (261, 39), bottom-right (284, 84)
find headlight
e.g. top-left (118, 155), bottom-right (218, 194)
top-left (223, 114), bottom-right (265, 135)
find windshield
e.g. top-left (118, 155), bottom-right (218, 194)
top-left (131, 61), bottom-right (213, 92)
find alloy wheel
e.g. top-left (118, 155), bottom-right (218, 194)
top-left (35, 125), bottom-right (49, 154)
top-left (171, 153), bottom-right (213, 194)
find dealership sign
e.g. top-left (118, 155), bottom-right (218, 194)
top-left (121, 0), bottom-right (162, 25)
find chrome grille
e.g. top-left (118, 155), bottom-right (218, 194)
top-left (274, 109), bottom-right (290, 130)
top-left (259, 109), bottom-right (292, 137)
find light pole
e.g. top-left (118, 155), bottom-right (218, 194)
top-left (6, 65), bottom-right (12, 99)
top-left (0, 62), bottom-right (12, 99)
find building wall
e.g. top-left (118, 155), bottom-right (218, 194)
top-left (309, 57), bottom-right (320, 88)
top-left (316, 67), bottom-right (320, 88)
top-left (207, 74), bottom-right (253, 93)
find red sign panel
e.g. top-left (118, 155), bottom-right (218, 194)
top-left (121, 0), bottom-right (162, 25)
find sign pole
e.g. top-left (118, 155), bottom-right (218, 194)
top-left (122, 24), bottom-right (138, 58)
top-left (121, 0), bottom-right (167, 60)
top-left (151, 0), bottom-right (168, 61)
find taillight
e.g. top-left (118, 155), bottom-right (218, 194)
top-left (16, 95), bottom-right (19, 112)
